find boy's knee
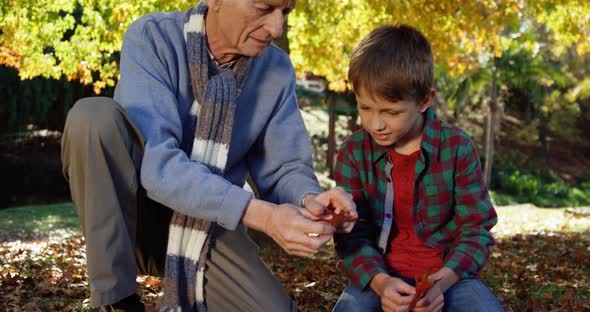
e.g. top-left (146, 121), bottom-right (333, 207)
top-left (445, 279), bottom-right (504, 312)
top-left (333, 284), bottom-right (380, 312)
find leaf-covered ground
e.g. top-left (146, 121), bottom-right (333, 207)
top-left (1, 205), bottom-right (589, 311)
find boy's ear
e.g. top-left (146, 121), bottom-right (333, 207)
top-left (419, 89), bottom-right (436, 113)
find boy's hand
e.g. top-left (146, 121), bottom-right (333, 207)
top-left (413, 267), bottom-right (460, 312)
top-left (302, 187), bottom-right (358, 232)
top-left (412, 284), bottom-right (443, 312)
top-left (370, 273), bottom-right (416, 312)
top-left (428, 267), bottom-right (460, 294)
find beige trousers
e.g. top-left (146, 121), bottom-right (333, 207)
top-left (61, 97), bottom-right (297, 311)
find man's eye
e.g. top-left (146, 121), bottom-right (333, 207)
top-left (256, 5), bottom-right (272, 12)
top-left (388, 111), bottom-right (400, 116)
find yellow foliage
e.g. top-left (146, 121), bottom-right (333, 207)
top-left (288, 0), bottom-right (590, 89)
top-left (0, 0), bottom-right (588, 90)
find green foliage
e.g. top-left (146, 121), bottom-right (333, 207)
top-left (548, 104), bottom-right (585, 145)
top-left (492, 168), bottom-right (590, 207)
top-left (0, 0), bottom-right (191, 92)
top-left (568, 77), bottom-right (590, 102)
top-left (534, 0), bottom-right (590, 56)
top-left (1, 0), bottom-right (589, 93)
top-left (0, 65), bottom-right (99, 132)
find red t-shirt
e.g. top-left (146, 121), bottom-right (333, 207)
top-left (385, 148), bottom-right (443, 278)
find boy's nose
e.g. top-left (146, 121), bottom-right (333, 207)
top-left (369, 116), bottom-right (385, 132)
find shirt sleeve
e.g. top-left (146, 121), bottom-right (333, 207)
top-left (114, 18), bottom-right (252, 230)
top-left (245, 56), bottom-right (323, 206)
top-left (333, 144), bottom-right (388, 289)
top-left (444, 138), bottom-right (498, 278)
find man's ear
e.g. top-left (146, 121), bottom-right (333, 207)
top-left (419, 89), bottom-right (436, 113)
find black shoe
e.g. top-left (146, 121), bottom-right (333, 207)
top-left (100, 294), bottom-right (145, 312)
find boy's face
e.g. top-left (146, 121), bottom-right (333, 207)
top-left (356, 88), bottom-right (434, 148)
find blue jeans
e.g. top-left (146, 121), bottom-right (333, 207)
top-left (333, 277), bottom-right (504, 312)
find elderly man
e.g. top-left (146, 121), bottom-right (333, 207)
top-left (61, 0), bottom-right (356, 311)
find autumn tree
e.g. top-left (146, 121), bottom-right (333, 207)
top-left (2, 0), bottom-right (587, 92)
top-left (0, 0), bottom-right (191, 93)
top-left (1, 0), bottom-right (589, 180)
top-left (287, 0), bottom-right (590, 182)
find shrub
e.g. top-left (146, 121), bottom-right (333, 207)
top-left (492, 168), bottom-right (590, 207)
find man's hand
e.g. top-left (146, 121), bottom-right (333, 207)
top-left (242, 199), bottom-right (335, 257)
top-left (302, 187), bottom-right (358, 232)
top-left (370, 273), bottom-right (416, 312)
top-left (413, 267), bottom-right (460, 312)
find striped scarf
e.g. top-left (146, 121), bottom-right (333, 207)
top-left (159, 1), bottom-right (251, 310)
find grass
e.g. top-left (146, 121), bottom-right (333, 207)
top-left (1, 201), bottom-right (588, 242)
top-left (0, 203), bottom-right (79, 238)
top-left (7, 201), bottom-right (587, 238)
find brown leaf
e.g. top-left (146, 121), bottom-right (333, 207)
top-left (2, 273), bottom-right (20, 286)
top-left (49, 303), bottom-right (66, 311)
top-left (35, 280), bottom-right (53, 296)
top-left (527, 298), bottom-right (543, 312)
top-left (22, 277), bottom-right (35, 287)
top-left (22, 302), bottom-right (42, 312)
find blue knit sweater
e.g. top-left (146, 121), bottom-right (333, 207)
top-left (114, 12), bottom-right (322, 231)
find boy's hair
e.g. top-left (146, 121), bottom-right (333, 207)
top-left (348, 24), bottom-right (434, 102)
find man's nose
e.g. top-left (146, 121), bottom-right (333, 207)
top-left (267, 10), bottom-right (285, 39)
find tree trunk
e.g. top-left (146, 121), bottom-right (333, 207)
top-left (578, 98), bottom-right (590, 141)
top-left (483, 72), bottom-right (498, 188)
top-left (348, 114), bottom-right (360, 133)
top-left (327, 96), bottom-right (336, 179)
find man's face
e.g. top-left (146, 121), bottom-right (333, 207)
top-left (211, 0), bottom-right (295, 57)
top-left (356, 89), bottom-right (431, 148)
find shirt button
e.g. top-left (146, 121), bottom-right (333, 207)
top-left (385, 213), bottom-right (392, 219)
top-left (378, 247), bottom-right (384, 253)
top-left (387, 177), bottom-right (392, 183)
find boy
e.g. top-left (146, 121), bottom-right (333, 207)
top-left (332, 25), bottom-right (504, 312)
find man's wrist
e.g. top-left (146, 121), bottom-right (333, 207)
top-left (242, 198), bottom-right (274, 233)
top-left (301, 193), bottom-right (318, 207)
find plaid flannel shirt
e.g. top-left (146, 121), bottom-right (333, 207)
top-left (333, 108), bottom-right (497, 289)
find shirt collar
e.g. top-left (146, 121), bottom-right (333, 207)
top-left (420, 107), bottom-right (441, 161)
top-left (207, 48), bottom-right (238, 69)
top-left (369, 107), bottom-right (441, 163)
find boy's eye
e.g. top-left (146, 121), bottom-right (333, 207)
top-left (387, 111), bottom-right (400, 116)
